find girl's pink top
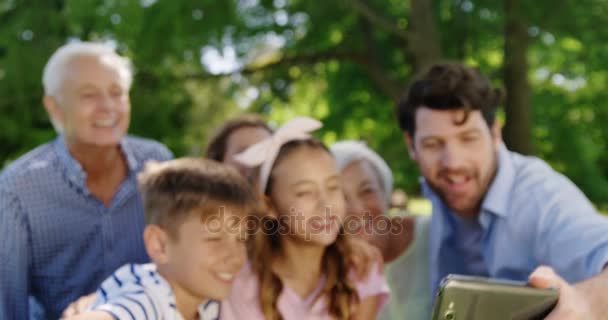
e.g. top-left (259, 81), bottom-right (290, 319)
top-left (221, 262), bottom-right (390, 320)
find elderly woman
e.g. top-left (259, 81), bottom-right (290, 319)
top-left (330, 140), bottom-right (431, 320)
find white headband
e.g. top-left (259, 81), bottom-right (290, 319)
top-left (233, 116), bottom-right (322, 191)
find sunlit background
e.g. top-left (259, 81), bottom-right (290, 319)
top-left (1, 0), bottom-right (607, 210)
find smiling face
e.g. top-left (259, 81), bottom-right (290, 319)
top-left (44, 54), bottom-right (130, 148)
top-left (149, 206), bottom-right (248, 301)
top-left (406, 107), bottom-right (501, 217)
top-left (340, 160), bottom-right (388, 240)
top-left (268, 145), bottom-right (346, 246)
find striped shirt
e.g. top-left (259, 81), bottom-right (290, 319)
top-left (0, 135), bottom-right (172, 319)
top-left (90, 263), bottom-right (220, 320)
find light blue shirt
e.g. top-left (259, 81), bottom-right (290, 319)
top-left (0, 135), bottom-right (172, 319)
top-left (426, 144), bottom-right (608, 297)
top-left (440, 212), bottom-right (489, 279)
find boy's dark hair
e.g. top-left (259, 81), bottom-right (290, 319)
top-left (396, 63), bottom-right (504, 137)
top-left (138, 158), bottom-right (258, 238)
top-left (206, 113), bottom-right (272, 162)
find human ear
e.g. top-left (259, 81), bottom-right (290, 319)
top-left (143, 225), bottom-right (171, 264)
top-left (43, 95), bottom-right (65, 129)
top-left (404, 133), bottom-right (418, 161)
top-left (491, 120), bottom-right (503, 147)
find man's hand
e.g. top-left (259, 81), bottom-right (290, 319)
top-left (60, 292), bottom-right (96, 318)
top-left (528, 266), bottom-right (594, 320)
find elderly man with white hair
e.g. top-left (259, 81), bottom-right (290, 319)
top-left (330, 140), bottom-right (432, 320)
top-left (0, 42), bottom-right (172, 319)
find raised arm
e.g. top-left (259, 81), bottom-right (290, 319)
top-left (529, 177), bottom-right (608, 319)
top-left (529, 265), bottom-right (607, 319)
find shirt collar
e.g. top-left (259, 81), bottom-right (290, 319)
top-left (481, 143), bottom-right (515, 218)
top-left (197, 300), bottom-right (221, 320)
top-left (54, 135), bottom-right (87, 187)
top-left (420, 176), bottom-right (435, 200)
top-left (53, 135), bottom-right (138, 185)
top-left (119, 137), bottom-right (139, 172)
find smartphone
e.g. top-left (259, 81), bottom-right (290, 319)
top-left (431, 274), bottom-right (558, 320)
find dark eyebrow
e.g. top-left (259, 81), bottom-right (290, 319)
top-left (459, 128), bottom-right (482, 136)
top-left (419, 136), bottom-right (442, 144)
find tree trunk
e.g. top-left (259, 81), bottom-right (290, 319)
top-left (503, 0), bottom-right (534, 155)
top-left (346, 0), bottom-right (443, 98)
top-left (408, 0), bottom-right (442, 72)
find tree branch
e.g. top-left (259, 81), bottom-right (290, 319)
top-left (139, 48), bottom-right (368, 82)
top-left (358, 18), bottom-right (403, 102)
top-left (343, 0), bottom-right (409, 42)
top-left (240, 50), bottom-right (368, 75)
top-left (357, 59), bottom-right (402, 102)
top-left (140, 46), bottom-right (403, 101)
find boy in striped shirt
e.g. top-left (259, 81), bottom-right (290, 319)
top-left (67, 158), bottom-right (258, 320)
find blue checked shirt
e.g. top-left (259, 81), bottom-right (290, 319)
top-left (426, 144), bottom-right (608, 297)
top-left (0, 135), bottom-right (172, 319)
top-left (90, 263), bottom-right (220, 320)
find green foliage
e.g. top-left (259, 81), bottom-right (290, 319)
top-left (0, 0), bottom-right (606, 208)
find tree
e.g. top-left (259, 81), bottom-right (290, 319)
top-left (1, 0), bottom-right (606, 208)
top-left (503, 0), bottom-right (533, 155)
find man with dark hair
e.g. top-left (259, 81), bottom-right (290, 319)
top-left (397, 63), bottom-right (608, 319)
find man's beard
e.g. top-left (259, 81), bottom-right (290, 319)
top-left (427, 172), bottom-right (482, 216)
top-left (426, 153), bottom-right (498, 217)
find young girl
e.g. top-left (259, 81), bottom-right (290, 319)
top-left (221, 117), bottom-right (389, 320)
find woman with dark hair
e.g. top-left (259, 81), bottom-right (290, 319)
top-left (206, 113), bottom-right (272, 180)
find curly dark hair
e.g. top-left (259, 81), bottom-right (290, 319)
top-left (396, 63), bottom-right (504, 137)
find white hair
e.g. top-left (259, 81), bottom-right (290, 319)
top-left (42, 42), bottom-right (133, 132)
top-left (330, 140), bottom-right (393, 203)
top-left (43, 41), bottom-right (133, 96)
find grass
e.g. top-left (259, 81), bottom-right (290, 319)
top-left (402, 197), bottom-right (607, 216)
top-left (405, 197), bottom-right (432, 216)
